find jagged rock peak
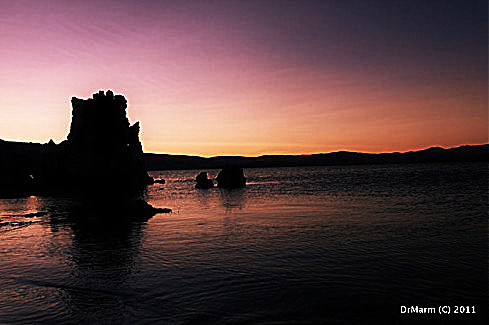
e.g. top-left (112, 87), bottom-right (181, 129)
top-left (67, 90), bottom-right (134, 144)
top-left (62, 90), bottom-right (153, 192)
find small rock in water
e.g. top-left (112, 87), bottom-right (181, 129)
top-left (6, 211), bottom-right (48, 218)
top-left (23, 212), bottom-right (48, 218)
top-left (195, 172), bottom-right (214, 189)
top-left (129, 199), bottom-right (171, 217)
top-left (216, 166), bottom-right (246, 188)
top-left (154, 207), bottom-right (172, 214)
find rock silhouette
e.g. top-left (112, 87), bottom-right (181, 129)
top-left (128, 199), bottom-right (172, 218)
top-left (0, 90), bottom-right (169, 217)
top-left (50, 90), bottom-right (153, 194)
top-left (0, 140), bottom-right (44, 197)
top-left (216, 166), bottom-right (246, 189)
top-left (195, 172), bottom-right (214, 189)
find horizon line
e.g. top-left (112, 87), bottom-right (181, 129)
top-left (1, 138), bottom-right (487, 159)
top-left (144, 142), bottom-right (489, 158)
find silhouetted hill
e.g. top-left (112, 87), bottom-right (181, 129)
top-left (143, 144), bottom-right (489, 170)
top-left (2, 141), bottom-right (487, 180)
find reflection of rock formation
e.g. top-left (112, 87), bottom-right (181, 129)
top-left (0, 195), bottom-right (150, 322)
top-left (38, 90), bottom-right (153, 196)
top-left (218, 188), bottom-right (247, 213)
top-left (51, 206), bottom-right (146, 323)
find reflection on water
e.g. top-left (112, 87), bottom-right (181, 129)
top-left (0, 196), bottom-right (44, 231)
top-left (66, 212), bottom-right (146, 324)
top-left (218, 188), bottom-right (248, 212)
top-left (0, 198), bottom-right (147, 324)
top-left (0, 163), bottom-right (487, 323)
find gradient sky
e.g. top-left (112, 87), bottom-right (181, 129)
top-left (0, 0), bottom-right (487, 156)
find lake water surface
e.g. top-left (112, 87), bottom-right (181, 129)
top-left (0, 163), bottom-right (487, 324)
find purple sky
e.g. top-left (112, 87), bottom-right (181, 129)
top-left (0, 0), bottom-right (486, 156)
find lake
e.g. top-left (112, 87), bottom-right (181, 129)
top-left (0, 163), bottom-right (487, 324)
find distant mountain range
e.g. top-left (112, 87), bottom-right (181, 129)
top-left (143, 144), bottom-right (488, 170)
top-left (1, 139), bottom-right (487, 172)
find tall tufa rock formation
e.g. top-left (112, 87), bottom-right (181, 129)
top-left (0, 90), bottom-right (171, 216)
top-left (38, 90), bottom-right (153, 196)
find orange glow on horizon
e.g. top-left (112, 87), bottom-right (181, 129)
top-left (141, 142), bottom-right (489, 158)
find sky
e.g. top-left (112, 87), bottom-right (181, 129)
top-left (0, 0), bottom-right (487, 156)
